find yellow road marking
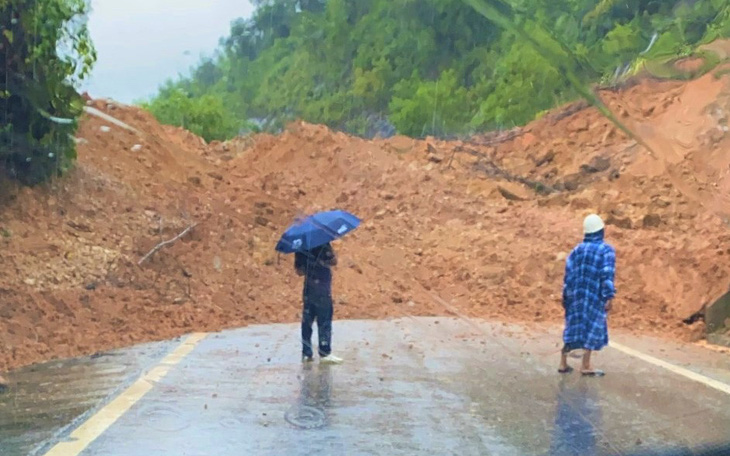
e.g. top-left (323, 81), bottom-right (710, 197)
top-left (610, 341), bottom-right (730, 395)
top-left (43, 333), bottom-right (207, 456)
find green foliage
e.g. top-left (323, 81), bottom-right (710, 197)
top-left (703, 4), bottom-right (730, 43)
top-left (142, 89), bottom-right (241, 142)
top-left (601, 21), bottom-right (642, 61)
top-left (145, 0), bottom-right (729, 139)
top-left (389, 69), bottom-right (472, 137)
top-left (472, 39), bottom-right (568, 129)
top-left (0, 0), bottom-right (95, 185)
top-left (645, 30), bottom-right (687, 59)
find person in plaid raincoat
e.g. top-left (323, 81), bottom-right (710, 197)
top-left (559, 214), bottom-right (616, 377)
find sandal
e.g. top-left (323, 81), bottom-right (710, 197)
top-left (581, 370), bottom-right (605, 377)
top-left (558, 366), bottom-right (574, 374)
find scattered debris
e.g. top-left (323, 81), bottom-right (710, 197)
top-left (497, 183), bottom-right (530, 201)
top-left (606, 214), bottom-right (633, 230)
top-left (138, 223), bottom-right (198, 266)
top-left (427, 152), bottom-right (444, 164)
top-left (580, 156), bottom-right (611, 174)
top-left (642, 214), bottom-right (662, 228)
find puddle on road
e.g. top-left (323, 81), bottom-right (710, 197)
top-left (284, 404), bottom-right (328, 430)
top-left (285, 365), bottom-right (332, 430)
top-left (134, 403), bottom-right (192, 433)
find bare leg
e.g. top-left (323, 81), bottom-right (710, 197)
top-left (582, 350), bottom-right (593, 372)
top-left (558, 350), bottom-right (574, 373)
top-left (580, 350), bottom-right (605, 376)
top-left (559, 352), bottom-right (569, 371)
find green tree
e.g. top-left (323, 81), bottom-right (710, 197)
top-left (602, 21), bottom-right (643, 61)
top-left (389, 69), bottom-right (472, 137)
top-left (471, 38), bottom-right (568, 129)
top-left (0, 0), bottom-right (96, 185)
top-left (144, 0), bottom-right (730, 140)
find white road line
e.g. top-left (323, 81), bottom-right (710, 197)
top-left (610, 341), bottom-right (730, 395)
top-left (42, 333), bottom-right (208, 456)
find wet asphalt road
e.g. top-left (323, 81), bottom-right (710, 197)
top-left (2, 318), bottom-right (730, 455)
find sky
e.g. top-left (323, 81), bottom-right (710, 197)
top-left (82, 0), bottom-right (254, 104)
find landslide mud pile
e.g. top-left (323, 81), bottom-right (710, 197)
top-left (2, 66), bottom-right (730, 371)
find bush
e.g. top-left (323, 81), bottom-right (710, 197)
top-left (143, 90), bottom-right (240, 142)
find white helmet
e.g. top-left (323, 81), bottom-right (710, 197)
top-left (583, 214), bottom-right (605, 234)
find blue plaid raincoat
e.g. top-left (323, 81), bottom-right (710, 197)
top-left (562, 230), bottom-right (616, 351)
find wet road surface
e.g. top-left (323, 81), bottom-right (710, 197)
top-left (3, 318), bottom-right (730, 455)
top-left (0, 340), bottom-right (176, 456)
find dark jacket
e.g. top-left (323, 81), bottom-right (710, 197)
top-left (295, 243), bottom-right (337, 296)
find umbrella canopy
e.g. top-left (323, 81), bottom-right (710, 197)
top-left (275, 210), bottom-right (361, 254)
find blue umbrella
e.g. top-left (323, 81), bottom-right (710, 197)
top-left (275, 210), bottom-right (361, 254)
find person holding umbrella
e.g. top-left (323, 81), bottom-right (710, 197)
top-left (276, 210), bottom-right (361, 364)
top-left (296, 243), bottom-right (340, 364)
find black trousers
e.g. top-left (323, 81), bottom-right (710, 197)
top-left (301, 291), bottom-right (333, 358)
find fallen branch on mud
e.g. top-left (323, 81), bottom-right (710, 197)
top-left (138, 223), bottom-right (198, 266)
top-left (469, 127), bottom-right (525, 147)
top-left (449, 145), bottom-right (558, 195)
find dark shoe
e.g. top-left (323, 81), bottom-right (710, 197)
top-left (558, 366), bottom-right (574, 374)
